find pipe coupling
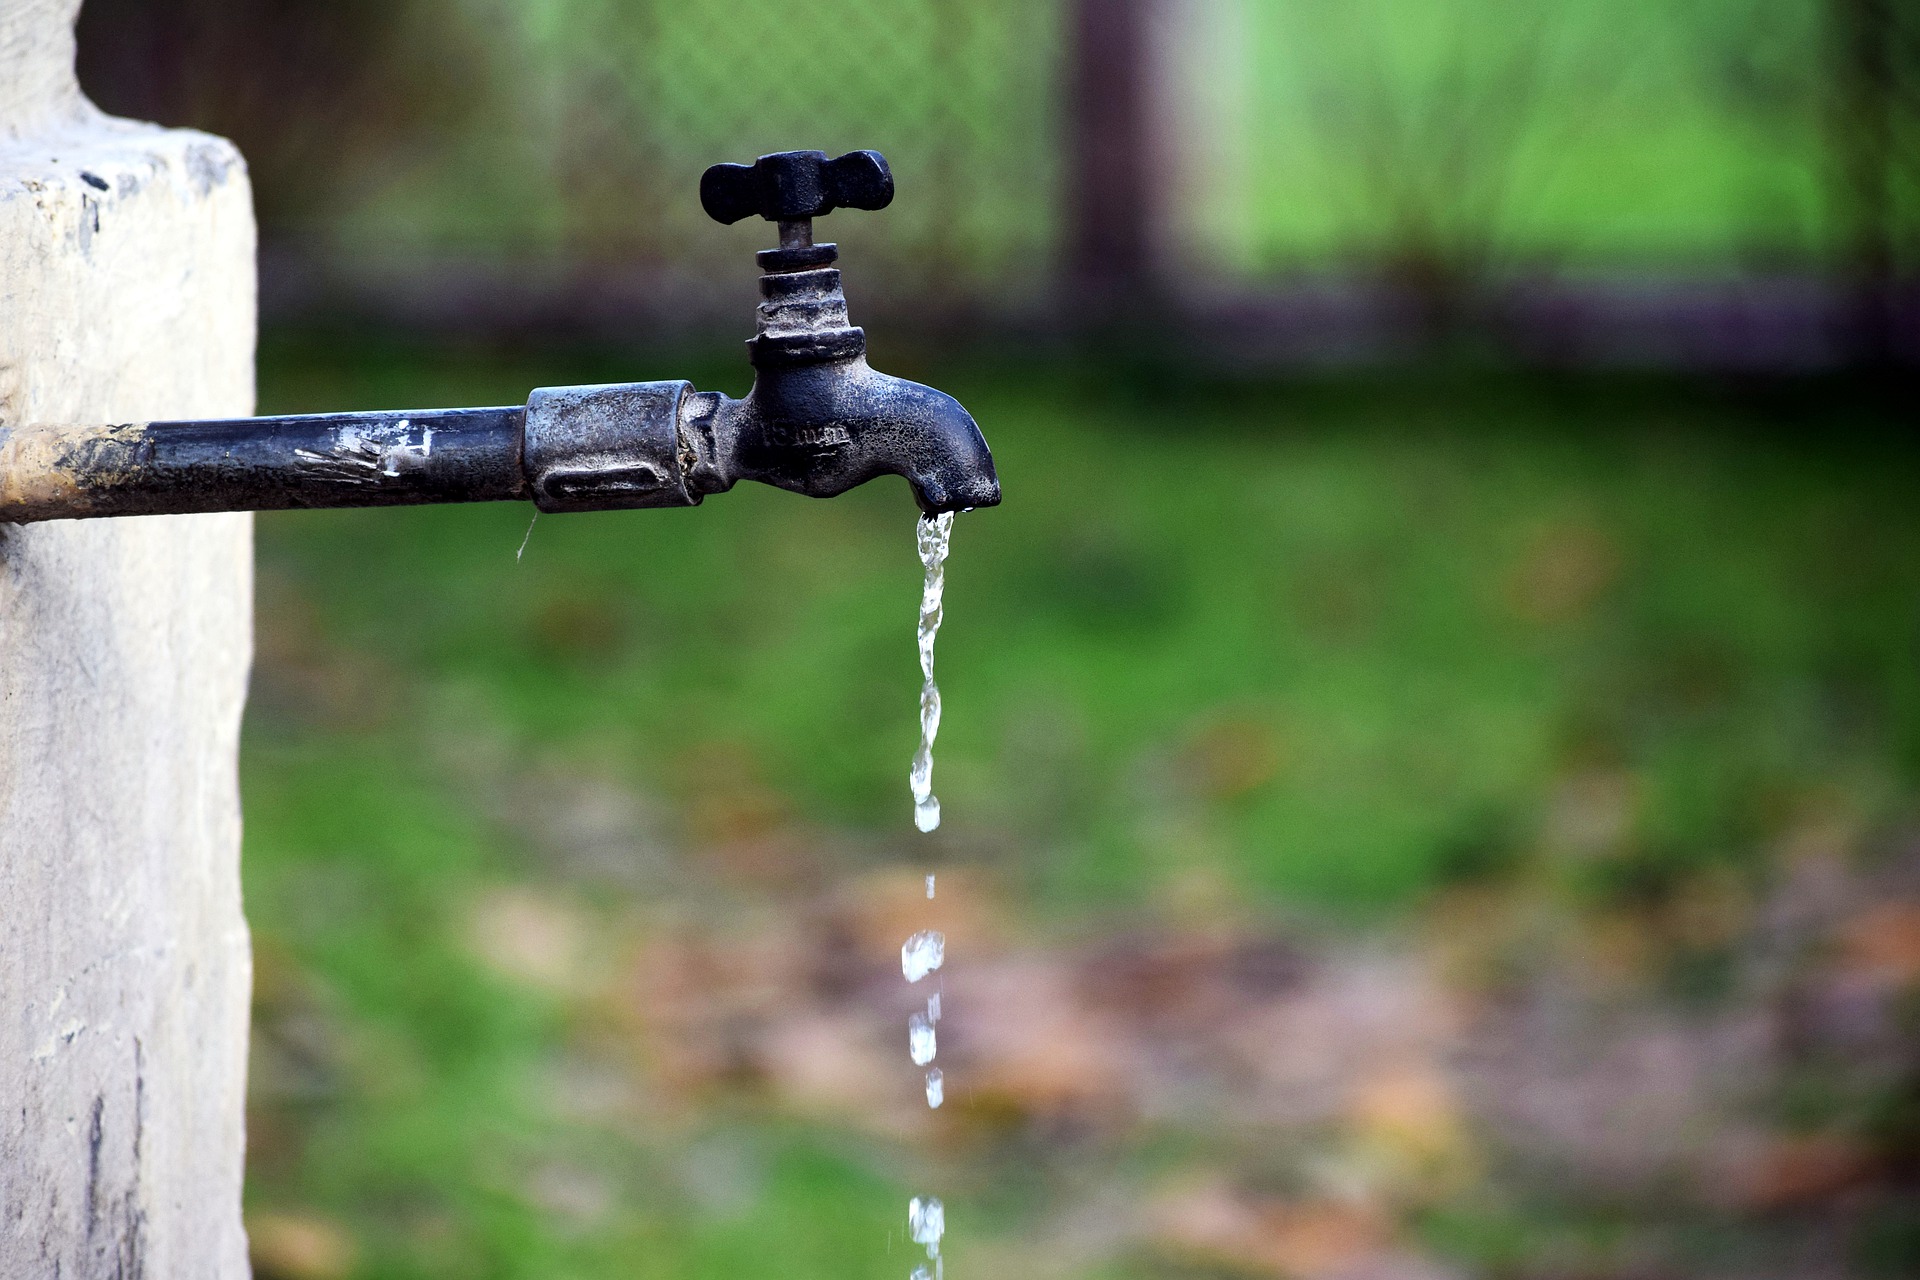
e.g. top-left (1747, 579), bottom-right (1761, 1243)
top-left (522, 381), bottom-right (700, 513)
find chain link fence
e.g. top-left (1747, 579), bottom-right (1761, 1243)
top-left (78, 0), bottom-right (1066, 327)
top-left (547, 0), bottom-right (1065, 300)
top-left (78, 0), bottom-right (1918, 362)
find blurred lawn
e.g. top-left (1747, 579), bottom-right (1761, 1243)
top-left (240, 336), bottom-right (1920, 1279)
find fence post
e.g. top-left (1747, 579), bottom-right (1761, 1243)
top-left (1063, 0), bottom-right (1163, 320)
top-left (0, 1), bottom-right (257, 1275)
top-left (1830, 0), bottom-right (1899, 368)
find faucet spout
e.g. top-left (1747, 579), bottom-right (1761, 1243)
top-left (691, 357), bottom-right (1000, 515)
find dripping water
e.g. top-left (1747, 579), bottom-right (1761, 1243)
top-left (905, 513), bottom-right (959, 1274)
top-left (908, 1011), bottom-right (937, 1065)
top-left (910, 512), bottom-right (955, 832)
top-left (902, 931), bottom-right (945, 983)
top-left (909, 1196), bottom-right (945, 1280)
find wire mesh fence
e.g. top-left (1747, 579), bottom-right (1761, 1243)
top-left (567, 0), bottom-right (1065, 299)
top-left (382, 0), bottom-right (1069, 316)
top-left (75, 0), bottom-right (1920, 362)
top-left (77, 0), bottom-right (1067, 321)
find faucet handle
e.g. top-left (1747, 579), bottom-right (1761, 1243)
top-left (700, 150), bottom-right (894, 226)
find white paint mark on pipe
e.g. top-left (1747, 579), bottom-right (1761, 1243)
top-left (295, 417), bottom-right (435, 482)
top-left (377, 418), bottom-right (433, 476)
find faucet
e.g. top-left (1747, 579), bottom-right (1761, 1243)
top-left (0, 150), bottom-right (1001, 524)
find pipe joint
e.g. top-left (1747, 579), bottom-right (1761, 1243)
top-left (523, 381), bottom-right (698, 513)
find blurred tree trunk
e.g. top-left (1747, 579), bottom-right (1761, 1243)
top-left (926, 0), bottom-right (972, 294)
top-left (1063, 0), bottom-right (1163, 323)
top-left (1828, 0), bottom-right (1915, 370)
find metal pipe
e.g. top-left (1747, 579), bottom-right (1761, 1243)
top-left (0, 406), bottom-right (526, 523)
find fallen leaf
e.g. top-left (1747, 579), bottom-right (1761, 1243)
top-left (465, 886), bottom-right (595, 996)
top-left (248, 1210), bottom-right (356, 1280)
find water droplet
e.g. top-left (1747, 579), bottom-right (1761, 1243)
top-left (908, 1012), bottom-right (936, 1066)
top-left (926, 992), bottom-right (940, 1021)
top-left (901, 931), bottom-right (945, 983)
top-left (909, 1196), bottom-right (945, 1254)
top-left (926, 874), bottom-right (936, 899)
top-left (914, 796), bottom-right (941, 832)
top-left (925, 1067), bottom-right (944, 1108)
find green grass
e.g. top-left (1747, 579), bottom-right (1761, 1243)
top-left (240, 337), bottom-right (1920, 1276)
top-left (249, 343), bottom-right (1920, 913)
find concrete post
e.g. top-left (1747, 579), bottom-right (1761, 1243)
top-left (1, 1), bottom-right (256, 1275)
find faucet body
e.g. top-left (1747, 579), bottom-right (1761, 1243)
top-left (690, 245), bottom-right (999, 514)
top-left (0, 150), bottom-right (1000, 525)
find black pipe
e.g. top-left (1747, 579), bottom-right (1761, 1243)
top-left (0, 406), bottom-right (526, 522)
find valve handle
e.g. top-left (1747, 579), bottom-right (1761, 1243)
top-left (700, 149), bottom-right (894, 226)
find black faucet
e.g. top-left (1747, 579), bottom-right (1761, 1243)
top-left (0, 150), bottom-right (1001, 524)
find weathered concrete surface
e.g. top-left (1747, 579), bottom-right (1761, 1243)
top-left (0, 1), bottom-right (257, 1275)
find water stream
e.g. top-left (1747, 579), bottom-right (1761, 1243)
top-left (902, 897), bottom-right (948, 1273)
top-left (905, 512), bottom-right (956, 1277)
top-left (903, 922), bottom-right (945, 1075)
top-left (909, 1195), bottom-right (945, 1280)
top-left (909, 512), bottom-right (955, 833)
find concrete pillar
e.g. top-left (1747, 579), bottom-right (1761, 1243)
top-left (1, 1), bottom-right (256, 1275)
